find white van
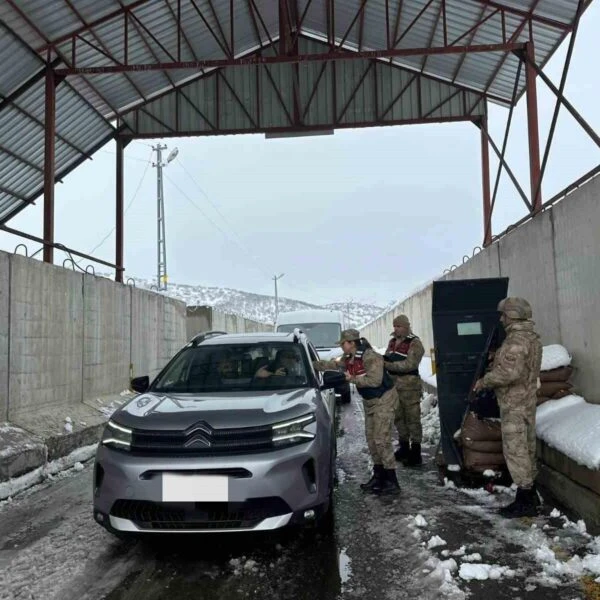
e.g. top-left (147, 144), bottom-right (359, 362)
top-left (275, 309), bottom-right (351, 403)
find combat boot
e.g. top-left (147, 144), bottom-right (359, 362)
top-left (372, 469), bottom-right (400, 495)
top-left (394, 441), bottom-right (410, 462)
top-left (499, 487), bottom-right (538, 518)
top-left (405, 442), bottom-right (423, 467)
top-left (360, 464), bottom-right (383, 491)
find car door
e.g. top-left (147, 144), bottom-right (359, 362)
top-left (306, 341), bottom-right (336, 422)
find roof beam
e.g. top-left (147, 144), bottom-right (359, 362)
top-left (468, 0), bottom-right (570, 31)
top-left (34, 0), bottom-right (155, 53)
top-left (56, 41), bottom-right (526, 75)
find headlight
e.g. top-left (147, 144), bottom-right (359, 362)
top-left (101, 420), bottom-right (132, 451)
top-left (272, 413), bottom-right (316, 447)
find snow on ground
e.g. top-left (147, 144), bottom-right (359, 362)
top-left (444, 467), bottom-right (600, 590)
top-left (458, 563), bottom-right (515, 581)
top-left (0, 444), bottom-right (97, 502)
top-left (536, 394), bottom-right (600, 470)
top-left (421, 392), bottom-right (440, 446)
top-left (419, 356), bottom-right (437, 388)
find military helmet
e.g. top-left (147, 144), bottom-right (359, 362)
top-left (497, 297), bottom-right (532, 320)
top-left (337, 328), bottom-right (361, 345)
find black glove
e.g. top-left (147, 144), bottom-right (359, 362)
top-left (385, 354), bottom-right (404, 363)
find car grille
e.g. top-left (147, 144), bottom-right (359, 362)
top-left (111, 497), bottom-right (291, 530)
top-left (131, 421), bottom-right (275, 456)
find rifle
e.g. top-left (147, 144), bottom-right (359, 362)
top-left (466, 323), bottom-right (499, 408)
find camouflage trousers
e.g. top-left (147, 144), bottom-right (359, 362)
top-left (395, 388), bottom-right (422, 444)
top-left (500, 401), bottom-right (537, 488)
top-left (363, 387), bottom-right (399, 470)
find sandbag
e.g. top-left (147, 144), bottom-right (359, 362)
top-left (461, 411), bottom-right (503, 442)
top-left (466, 463), bottom-right (506, 474)
top-left (537, 380), bottom-right (572, 398)
top-left (463, 448), bottom-right (506, 469)
top-left (462, 438), bottom-right (504, 453)
top-left (539, 365), bottom-right (573, 383)
top-left (551, 388), bottom-right (573, 400)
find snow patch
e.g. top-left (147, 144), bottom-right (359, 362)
top-left (459, 563), bottom-right (514, 581)
top-left (536, 395), bottom-right (600, 470)
top-left (0, 444), bottom-right (97, 500)
top-left (427, 535), bottom-right (447, 549)
top-left (541, 344), bottom-right (572, 371)
top-left (462, 553), bottom-right (482, 563)
top-left (414, 514), bottom-right (428, 528)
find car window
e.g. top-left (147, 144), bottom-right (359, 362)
top-left (276, 323), bottom-right (341, 348)
top-left (151, 342), bottom-right (311, 394)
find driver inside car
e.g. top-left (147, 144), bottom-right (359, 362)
top-left (255, 348), bottom-right (302, 378)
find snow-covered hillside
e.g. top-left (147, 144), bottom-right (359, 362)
top-left (128, 277), bottom-right (383, 327)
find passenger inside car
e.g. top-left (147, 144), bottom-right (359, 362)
top-left (254, 348), bottom-right (303, 379)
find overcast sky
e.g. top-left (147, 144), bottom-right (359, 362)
top-left (1, 4), bottom-right (599, 308)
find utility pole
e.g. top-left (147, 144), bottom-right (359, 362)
top-left (273, 273), bottom-right (285, 321)
top-left (151, 144), bottom-right (178, 291)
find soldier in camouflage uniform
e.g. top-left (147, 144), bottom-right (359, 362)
top-left (313, 329), bottom-right (400, 495)
top-left (474, 297), bottom-right (543, 518)
top-left (384, 315), bottom-right (425, 466)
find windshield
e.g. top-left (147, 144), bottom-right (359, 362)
top-left (277, 323), bottom-right (341, 348)
top-left (151, 342), bottom-right (310, 394)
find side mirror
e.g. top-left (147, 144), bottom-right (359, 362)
top-left (321, 370), bottom-right (346, 389)
top-left (130, 376), bottom-right (150, 394)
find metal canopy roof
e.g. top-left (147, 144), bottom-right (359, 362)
top-left (0, 0), bottom-right (592, 223)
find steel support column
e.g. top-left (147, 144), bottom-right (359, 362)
top-left (525, 42), bottom-right (542, 213)
top-left (115, 136), bottom-right (125, 282)
top-left (480, 114), bottom-right (492, 247)
top-left (43, 64), bottom-right (56, 264)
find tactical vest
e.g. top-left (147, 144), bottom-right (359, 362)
top-left (346, 346), bottom-right (394, 400)
top-left (386, 334), bottom-right (420, 377)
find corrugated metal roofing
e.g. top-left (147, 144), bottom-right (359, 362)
top-left (121, 36), bottom-right (486, 137)
top-left (0, 0), bottom-right (592, 223)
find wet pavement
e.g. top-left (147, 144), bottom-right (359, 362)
top-left (0, 392), bottom-right (592, 600)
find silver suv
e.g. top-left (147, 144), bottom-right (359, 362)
top-left (93, 331), bottom-right (344, 535)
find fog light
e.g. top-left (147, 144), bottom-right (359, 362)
top-left (304, 509), bottom-right (316, 520)
top-left (95, 512), bottom-right (105, 523)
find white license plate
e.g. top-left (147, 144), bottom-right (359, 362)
top-left (161, 474), bottom-right (229, 502)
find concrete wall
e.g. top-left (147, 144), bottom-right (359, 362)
top-left (0, 251), bottom-right (187, 419)
top-left (9, 256), bottom-right (84, 418)
top-left (361, 284), bottom-right (434, 352)
top-left (83, 275), bottom-right (131, 399)
top-left (552, 179), bottom-right (600, 403)
top-left (360, 172), bottom-right (600, 402)
top-left (186, 306), bottom-right (272, 340)
top-left (0, 253), bottom-right (10, 422)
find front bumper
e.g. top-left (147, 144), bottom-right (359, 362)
top-left (93, 438), bottom-right (331, 533)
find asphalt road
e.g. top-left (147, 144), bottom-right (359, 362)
top-left (0, 393), bottom-right (590, 600)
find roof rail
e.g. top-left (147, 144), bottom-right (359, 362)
top-left (189, 330), bottom-right (227, 346)
top-left (292, 327), bottom-right (307, 343)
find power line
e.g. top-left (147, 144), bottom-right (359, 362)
top-left (163, 172), bottom-right (273, 280)
top-left (170, 158), bottom-right (340, 305)
top-left (77, 150), bottom-right (152, 262)
top-left (173, 157), bottom-right (265, 261)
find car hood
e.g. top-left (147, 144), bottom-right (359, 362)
top-left (113, 388), bottom-right (318, 431)
top-left (316, 347), bottom-right (343, 360)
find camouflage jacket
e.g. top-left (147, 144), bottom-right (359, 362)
top-left (481, 320), bottom-right (542, 409)
top-left (313, 348), bottom-right (384, 390)
top-left (384, 334), bottom-right (424, 391)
